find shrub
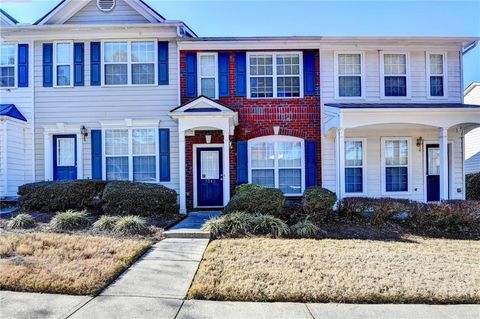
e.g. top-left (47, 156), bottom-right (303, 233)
top-left (50, 210), bottom-right (90, 231)
top-left (101, 181), bottom-right (178, 217)
top-left (93, 215), bottom-right (120, 232)
top-left (18, 180), bottom-right (106, 212)
top-left (114, 215), bottom-right (147, 235)
top-left (8, 214), bottom-right (35, 229)
top-left (302, 187), bottom-right (337, 221)
top-left (234, 184), bottom-right (263, 194)
top-left (291, 220), bottom-right (319, 238)
top-left (279, 202), bottom-right (308, 225)
top-left (466, 173), bottom-right (480, 200)
top-left (224, 185), bottom-right (285, 216)
top-left (251, 214), bottom-right (289, 238)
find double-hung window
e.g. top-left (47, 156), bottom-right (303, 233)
top-left (0, 43), bottom-right (16, 88)
top-left (383, 138), bottom-right (409, 193)
top-left (336, 53), bottom-right (362, 97)
top-left (427, 53), bottom-right (446, 97)
top-left (247, 52), bottom-right (302, 98)
top-left (103, 40), bottom-right (156, 86)
top-left (382, 53), bottom-right (408, 97)
top-left (54, 42), bottom-right (73, 87)
top-left (197, 53), bottom-right (218, 98)
top-left (249, 136), bottom-right (304, 195)
top-left (344, 139), bottom-right (365, 193)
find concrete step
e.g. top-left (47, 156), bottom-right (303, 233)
top-left (163, 229), bottom-right (211, 239)
top-left (164, 211), bottom-right (221, 239)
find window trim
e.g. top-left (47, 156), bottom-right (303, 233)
top-left (0, 42), bottom-right (18, 89)
top-left (246, 51), bottom-right (304, 99)
top-left (426, 51), bottom-right (448, 99)
top-left (380, 137), bottom-right (412, 195)
top-left (334, 51), bottom-right (365, 99)
top-left (101, 127), bottom-right (160, 183)
top-left (53, 41), bottom-right (74, 88)
top-left (380, 51), bottom-right (410, 99)
top-left (247, 135), bottom-right (305, 196)
top-left (343, 138), bottom-right (367, 196)
top-left (197, 52), bottom-right (219, 99)
top-left (101, 39), bottom-right (158, 87)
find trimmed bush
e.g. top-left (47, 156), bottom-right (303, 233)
top-left (114, 215), bottom-right (147, 235)
top-left (338, 197), bottom-right (421, 222)
top-left (466, 173), bottom-right (480, 200)
top-left (18, 180), bottom-right (107, 212)
top-left (8, 213), bottom-right (35, 229)
top-left (224, 184), bottom-right (285, 216)
top-left (279, 203), bottom-right (308, 225)
top-left (93, 215), bottom-right (120, 232)
top-left (251, 214), bottom-right (289, 238)
top-left (291, 220), bottom-right (319, 238)
top-left (234, 184), bottom-right (263, 194)
top-left (50, 210), bottom-right (90, 231)
top-left (302, 187), bottom-right (337, 220)
top-left (101, 181), bottom-right (178, 217)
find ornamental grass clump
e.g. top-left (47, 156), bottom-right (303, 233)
top-left (50, 210), bottom-right (90, 231)
top-left (114, 215), bottom-right (147, 235)
top-left (251, 214), bottom-right (289, 238)
top-left (8, 214), bottom-right (35, 229)
top-left (93, 215), bottom-right (120, 232)
top-left (291, 220), bottom-right (319, 238)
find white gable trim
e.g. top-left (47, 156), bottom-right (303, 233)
top-left (171, 96), bottom-right (236, 114)
top-left (0, 10), bottom-right (17, 25)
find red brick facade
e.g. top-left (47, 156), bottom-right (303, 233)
top-left (180, 50), bottom-right (321, 209)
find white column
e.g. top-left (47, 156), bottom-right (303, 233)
top-left (178, 130), bottom-right (187, 214)
top-left (439, 127), bottom-right (448, 200)
top-left (44, 133), bottom-right (52, 181)
top-left (336, 128), bottom-right (345, 200)
top-left (222, 130), bottom-right (231, 207)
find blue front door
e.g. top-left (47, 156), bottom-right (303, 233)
top-left (197, 147), bottom-right (223, 207)
top-left (426, 144), bottom-right (440, 202)
top-left (53, 135), bottom-right (77, 180)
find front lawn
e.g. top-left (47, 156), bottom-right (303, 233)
top-left (188, 237), bottom-right (480, 304)
top-left (0, 232), bottom-right (150, 295)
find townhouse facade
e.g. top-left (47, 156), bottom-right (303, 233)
top-left (1, 0), bottom-right (479, 213)
top-left (464, 82), bottom-right (480, 174)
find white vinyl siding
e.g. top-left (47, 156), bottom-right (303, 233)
top-left (65, 0), bottom-right (149, 24)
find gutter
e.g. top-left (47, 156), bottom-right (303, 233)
top-left (462, 40), bottom-right (478, 55)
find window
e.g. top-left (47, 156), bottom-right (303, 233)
top-left (54, 42), bottom-right (73, 87)
top-left (336, 53), bottom-right (362, 97)
top-left (104, 128), bottom-right (158, 182)
top-left (344, 140), bottom-right (365, 193)
top-left (247, 52), bottom-right (302, 98)
top-left (427, 53), bottom-right (446, 97)
top-left (103, 40), bottom-right (156, 86)
top-left (249, 136), bottom-right (304, 195)
top-left (383, 139), bottom-right (409, 193)
top-left (198, 53), bottom-right (218, 98)
top-left (0, 43), bottom-right (16, 88)
top-left (381, 53), bottom-right (408, 97)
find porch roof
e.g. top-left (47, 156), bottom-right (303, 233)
top-left (325, 103), bottom-right (480, 109)
top-left (0, 104), bottom-right (27, 122)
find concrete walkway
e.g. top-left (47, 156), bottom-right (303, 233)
top-left (164, 211), bottom-right (221, 238)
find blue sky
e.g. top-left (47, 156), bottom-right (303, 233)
top-left (1, 0), bottom-right (479, 87)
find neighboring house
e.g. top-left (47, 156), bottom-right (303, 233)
top-left (464, 82), bottom-right (480, 174)
top-left (1, 0), bottom-right (479, 213)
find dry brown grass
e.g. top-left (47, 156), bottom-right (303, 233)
top-left (188, 237), bottom-right (480, 303)
top-left (0, 232), bottom-right (150, 295)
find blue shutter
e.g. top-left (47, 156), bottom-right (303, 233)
top-left (237, 141), bottom-right (248, 185)
top-left (91, 130), bottom-right (102, 180)
top-left (305, 140), bottom-right (317, 188)
top-left (218, 52), bottom-right (230, 97)
top-left (235, 52), bottom-right (246, 96)
top-left (303, 51), bottom-right (316, 96)
top-left (158, 41), bottom-right (169, 85)
top-left (90, 42), bottom-right (101, 86)
top-left (74, 43), bottom-right (84, 86)
top-left (185, 52), bottom-right (197, 97)
top-left (18, 44), bottom-right (28, 87)
top-left (42, 43), bottom-right (53, 87)
top-left (159, 128), bottom-right (170, 181)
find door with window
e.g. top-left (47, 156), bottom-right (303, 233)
top-left (53, 135), bottom-right (77, 180)
top-left (426, 144), bottom-right (440, 201)
top-left (197, 148), bottom-right (223, 207)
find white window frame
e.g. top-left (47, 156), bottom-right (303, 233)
top-left (102, 127), bottom-right (159, 183)
top-left (197, 52), bottom-right (218, 99)
top-left (381, 137), bottom-right (412, 195)
top-left (0, 42), bottom-right (17, 89)
top-left (426, 51), bottom-right (448, 99)
top-left (334, 51), bottom-right (365, 99)
top-left (101, 39), bottom-right (158, 87)
top-left (247, 135), bottom-right (305, 196)
top-left (53, 41), bottom-right (74, 88)
top-left (246, 51), bottom-right (304, 99)
top-left (380, 51), bottom-right (410, 99)
top-left (343, 138), bottom-right (367, 196)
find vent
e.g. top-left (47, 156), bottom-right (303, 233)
top-left (97, 0), bottom-right (116, 12)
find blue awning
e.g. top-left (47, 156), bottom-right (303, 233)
top-left (0, 104), bottom-right (27, 122)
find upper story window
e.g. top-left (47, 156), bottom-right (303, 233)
top-left (247, 52), bottom-right (303, 98)
top-left (197, 53), bottom-right (218, 99)
top-left (103, 40), bottom-right (156, 86)
top-left (54, 42), bottom-right (73, 87)
top-left (0, 43), bottom-right (16, 88)
top-left (381, 53), bottom-right (408, 97)
top-left (427, 53), bottom-right (446, 97)
top-left (336, 53), bottom-right (363, 98)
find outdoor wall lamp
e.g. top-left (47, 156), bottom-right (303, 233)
top-left (416, 136), bottom-right (424, 152)
top-left (80, 125), bottom-right (88, 141)
top-left (205, 135), bottom-right (212, 144)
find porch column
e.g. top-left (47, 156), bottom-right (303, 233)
top-left (222, 129), bottom-right (231, 207)
top-left (336, 128), bottom-right (345, 200)
top-left (178, 130), bottom-right (187, 214)
top-left (439, 127), bottom-right (449, 200)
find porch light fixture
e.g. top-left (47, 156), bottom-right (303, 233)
top-left (273, 126), bottom-right (280, 135)
top-left (205, 135), bottom-right (212, 144)
top-left (416, 136), bottom-right (424, 152)
top-left (80, 125), bottom-right (88, 141)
